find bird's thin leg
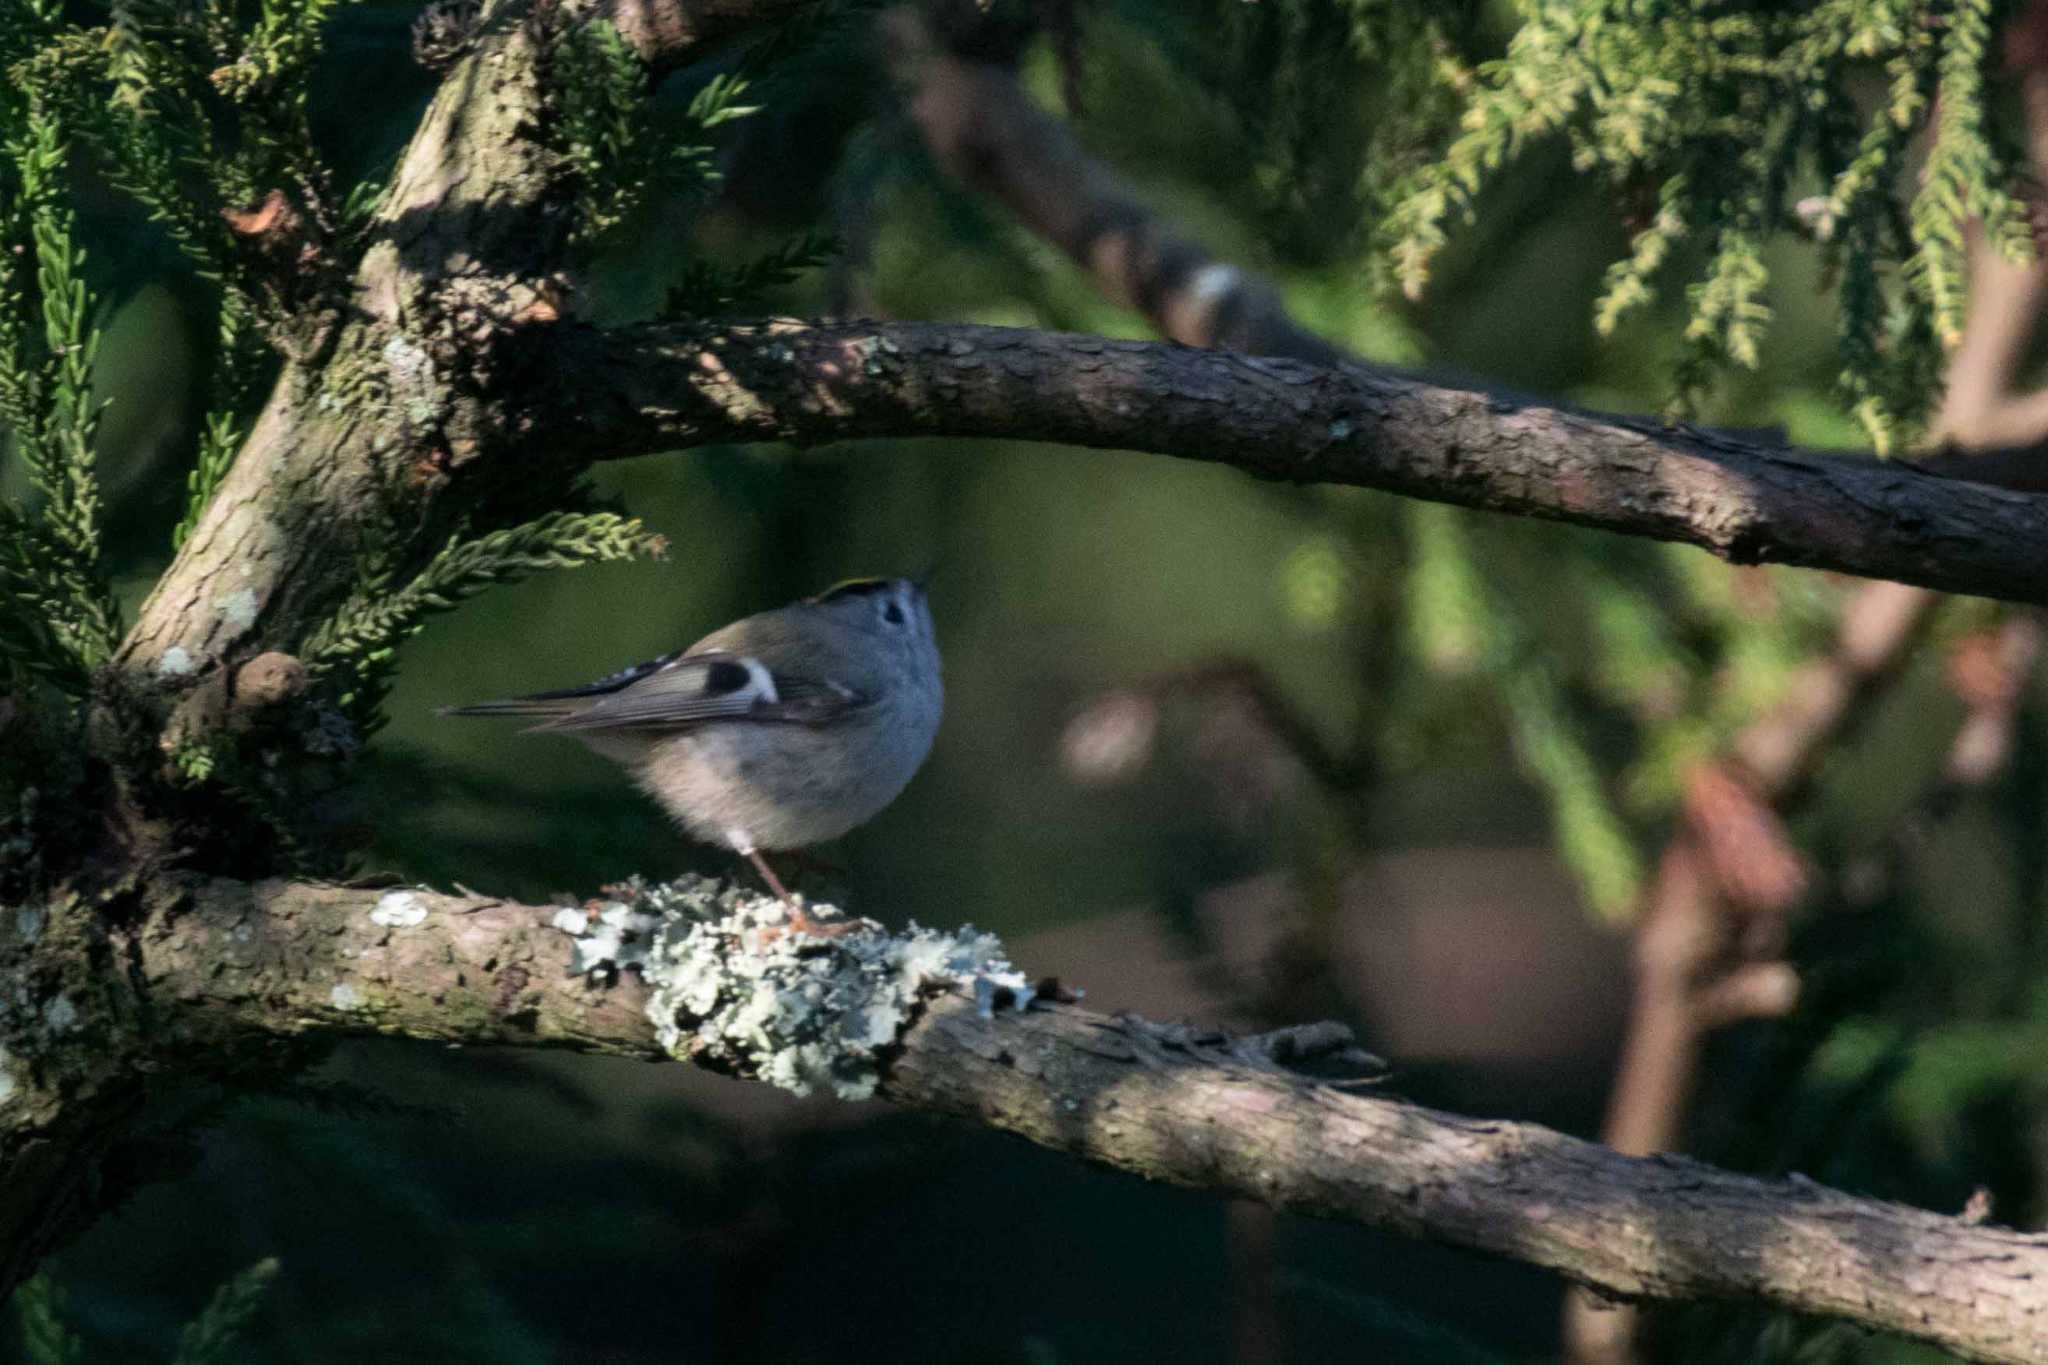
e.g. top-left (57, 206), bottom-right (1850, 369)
top-left (744, 847), bottom-right (796, 902)
top-left (738, 843), bottom-right (853, 939)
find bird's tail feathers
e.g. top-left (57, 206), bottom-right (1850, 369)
top-left (437, 698), bottom-right (582, 720)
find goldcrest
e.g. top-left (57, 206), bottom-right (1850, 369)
top-left (444, 577), bottom-right (942, 903)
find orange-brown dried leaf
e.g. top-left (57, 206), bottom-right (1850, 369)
top-left (223, 189), bottom-right (296, 239)
top-left (1681, 762), bottom-right (1808, 913)
top-left (1946, 627), bottom-right (2025, 709)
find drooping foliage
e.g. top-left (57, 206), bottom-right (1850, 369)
top-left (15, 1259), bottom-right (278, 1365)
top-left (0, 0), bottom-right (123, 696)
top-left (0, 0), bottom-right (789, 874)
top-left (1378, 0), bottom-right (2030, 451)
top-left (1, 2), bottom-right (2044, 1359)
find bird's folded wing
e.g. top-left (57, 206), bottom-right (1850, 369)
top-left (526, 651), bottom-right (869, 731)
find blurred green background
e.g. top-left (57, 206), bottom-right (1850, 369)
top-left (14, 2), bottom-right (2048, 1362)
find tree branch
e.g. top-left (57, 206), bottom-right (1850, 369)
top-left (122, 874), bottom-right (2048, 1365)
top-left (600, 0), bottom-right (818, 69)
top-left (523, 318), bottom-right (2048, 603)
top-left (20, 2), bottom-right (2044, 1344)
top-left (883, 7), bottom-right (1347, 366)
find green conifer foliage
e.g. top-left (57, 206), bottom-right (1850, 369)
top-left (1384, 0), bottom-right (2032, 451)
top-left (306, 509), bottom-right (669, 737)
top-left (10, 1259), bottom-right (278, 1365)
top-left (0, 5), bottom-right (123, 692)
top-left (552, 23), bottom-right (761, 244)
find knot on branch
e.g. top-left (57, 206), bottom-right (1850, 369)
top-left (1103, 1014), bottom-right (1387, 1085)
top-left (412, 0), bottom-right (483, 71)
top-left (231, 653), bottom-right (308, 714)
top-left (553, 876), bottom-right (1039, 1099)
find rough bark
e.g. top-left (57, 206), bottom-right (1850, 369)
top-left (90, 875), bottom-right (2048, 1365)
top-left (116, 0), bottom-right (571, 688)
top-left (10, 0), bottom-right (2048, 1347)
top-left (520, 318), bottom-right (2048, 604)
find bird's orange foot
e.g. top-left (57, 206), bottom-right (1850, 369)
top-left (738, 848), bottom-right (860, 941)
top-left (752, 901), bottom-right (861, 945)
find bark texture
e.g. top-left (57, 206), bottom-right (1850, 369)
top-left (116, 0), bottom-right (571, 688)
top-left (9, 0), bottom-right (2048, 1348)
top-left (525, 318), bottom-right (2048, 604)
top-left (99, 875), bottom-right (2048, 1365)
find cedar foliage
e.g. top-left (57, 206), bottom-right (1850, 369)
top-left (1, 2), bottom-right (2045, 1360)
top-left (1374, 0), bottom-right (2029, 450)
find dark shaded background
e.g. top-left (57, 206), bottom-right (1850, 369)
top-left (15, 2), bottom-right (2046, 1362)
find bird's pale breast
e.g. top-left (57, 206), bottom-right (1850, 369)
top-left (635, 683), bottom-right (939, 851)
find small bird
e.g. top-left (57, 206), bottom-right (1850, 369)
top-left (442, 577), bottom-right (942, 916)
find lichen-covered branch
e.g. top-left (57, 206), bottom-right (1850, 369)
top-left (85, 874), bottom-right (2046, 1364)
top-left (12, 0), bottom-right (2046, 1345)
top-left (519, 318), bottom-right (2048, 604)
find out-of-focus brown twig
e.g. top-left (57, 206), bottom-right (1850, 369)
top-left (1569, 13), bottom-right (2048, 1359)
top-left (1569, 610), bottom-right (2042, 1364)
top-left (1567, 598), bottom-right (1938, 1365)
top-left (886, 9), bottom-right (2034, 1358)
top-left (1576, 585), bottom-right (1928, 1163)
top-left (884, 7), bottom-right (1347, 367)
top-left (1061, 657), bottom-right (1370, 797)
top-left (1061, 656), bottom-right (1352, 1365)
top-left (599, 0), bottom-right (817, 69)
top-left (1842, 612), bottom-right (2047, 911)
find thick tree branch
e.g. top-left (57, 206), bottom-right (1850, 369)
top-left (524, 318), bottom-right (2048, 603)
top-left (19, 0), bottom-right (2044, 1343)
top-left (118, 875), bottom-right (2048, 1365)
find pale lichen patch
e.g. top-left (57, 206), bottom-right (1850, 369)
top-left (0, 1045), bottom-right (15, 1106)
top-left (552, 901), bottom-right (659, 976)
top-left (380, 333), bottom-right (445, 427)
top-left (42, 994), bottom-right (77, 1034)
top-left (217, 587), bottom-right (261, 630)
top-left (556, 876), bottom-right (1040, 1100)
top-left (158, 646), bottom-right (197, 677)
top-left (14, 905), bottom-right (45, 944)
top-left (330, 982), bottom-right (364, 1011)
top-left (370, 891), bottom-right (429, 928)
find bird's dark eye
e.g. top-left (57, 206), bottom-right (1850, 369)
top-left (883, 601), bottom-right (906, 625)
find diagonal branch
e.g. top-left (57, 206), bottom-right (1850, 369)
top-left (520, 318), bottom-right (2048, 604)
top-left (122, 874), bottom-right (2048, 1365)
top-left (883, 7), bottom-right (1347, 367)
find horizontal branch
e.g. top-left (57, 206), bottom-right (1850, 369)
top-left (131, 875), bottom-right (2048, 1364)
top-left (518, 319), bottom-right (2048, 604)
